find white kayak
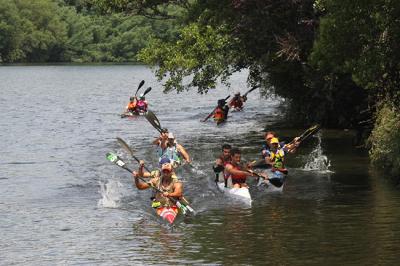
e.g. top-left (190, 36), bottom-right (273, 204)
top-left (216, 173), bottom-right (252, 204)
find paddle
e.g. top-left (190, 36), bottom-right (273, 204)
top-left (142, 87), bottom-right (152, 97)
top-left (242, 86), bottom-right (258, 98)
top-left (116, 137), bottom-right (195, 212)
top-left (134, 80), bottom-right (145, 97)
top-left (287, 124), bottom-right (321, 145)
top-left (145, 110), bottom-right (163, 133)
top-left (247, 170), bottom-right (284, 188)
top-left (202, 95), bottom-right (230, 122)
top-left (106, 152), bottom-right (195, 215)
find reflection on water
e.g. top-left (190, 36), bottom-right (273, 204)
top-left (1, 66), bottom-right (400, 265)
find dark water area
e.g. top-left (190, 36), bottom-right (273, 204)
top-left (1, 65), bottom-right (400, 265)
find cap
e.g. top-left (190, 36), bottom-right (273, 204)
top-left (139, 93), bottom-right (144, 98)
top-left (168, 132), bottom-right (175, 139)
top-left (235, 91), bottom-right (240, 96)
top-left (161, 163), bottom-right (173, 172)
top-left (159, 157), bottom-right (171, 165)
top-left (270, 137), bottom-right (279, 144)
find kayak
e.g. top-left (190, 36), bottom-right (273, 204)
top-left (216, 172), bottom-right (252, 204)
top-left (217, 181), bottom-right (252, 204)
top-left (120, 111), bottom-right (146, 118)
top-left (155, 206), bottom-right (179, 224)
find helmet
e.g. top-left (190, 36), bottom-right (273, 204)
top-left (235, 91), bottom-right (240, 96)
top-left (159, 157), bottom-right (171, 165)
top-left (130, 96), bottom-right (135, 101)
top-left (270, 138), bottom-right (279, 144)
top-left (217, 99), bottom-right (226, 106)
top-left (168, 132), bottom-right (175, 139)
top-left (139, 93), bottom-right (145, 99)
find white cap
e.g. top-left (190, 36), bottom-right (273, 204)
top-left (139, 93), bottom-right (144, 98)
top-left (168, 132), bottom-right (175, 139)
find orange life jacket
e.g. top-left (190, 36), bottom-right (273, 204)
top-left (213, 107), bottom-right (225, 121)
top-left (128, 101), bottom-right (136, 110)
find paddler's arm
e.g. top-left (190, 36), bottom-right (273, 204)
top-left (225, 164), bottom-right (258, 177)
top-left (177, 144), bottom-right (191, 163)
top-left (284, 137), bottom-right (300, 153)
top-left (162, 182), bottom-right (183, 198)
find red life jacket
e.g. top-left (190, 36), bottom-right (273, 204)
top-left (213, 107), bottom-right (225, 121)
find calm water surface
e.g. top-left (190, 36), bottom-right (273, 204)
top-left (1, 65), bottom-right (399, 265)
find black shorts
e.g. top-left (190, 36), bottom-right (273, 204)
top-left (231, 178), bottom-right (246, 185)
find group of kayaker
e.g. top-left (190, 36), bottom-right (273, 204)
top-left (110, 81), bottom-right (320, 224)
top-left (124, 94), bottom-right (148, 115)
top-left (207, 91), bottom-right (248, 124)
top-left (213, 131), bottom-right (302, 189)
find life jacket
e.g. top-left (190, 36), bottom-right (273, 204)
top-left (151, 176), bottom-right (181, 207)
top-left (136, 100), bottom-right (147, 112)
top-left (225, 162), bottom-right (247, 181)
top-left (127, 101), bottom-right (136, 111)
top-left (269, 148), bottom-right (285, 169)
top-left (157, 143), bottom-right (182, 166)
top-left (213, 107), bottom-right (225, 121)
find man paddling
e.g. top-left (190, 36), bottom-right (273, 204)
top-left (228, 92), bottom-right (247, 111)
top-left (135, 94), bottom-right (148, 113)
top-left (132, 159), bottom-right (183, 223)
top-left (125, 96), bottom-right (137, 114)
top-left (262, 131), bottom-right (300, 159)
top-left (157, 132), bottom-right (191, 167)
top-left (213, 144), bottom-right (232, 183)
top-left (225, 148), bottom-right (268, 188)
top-left (213, 98), bottom-right (229, 124)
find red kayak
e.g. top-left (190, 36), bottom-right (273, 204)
top-left (156, 206), bottom-right (179, 224)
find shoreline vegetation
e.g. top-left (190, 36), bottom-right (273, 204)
top-left (1, 0), bottom-right (399, 180)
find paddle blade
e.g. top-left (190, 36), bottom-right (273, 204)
top-left (116, 137), bottom-right (134, 157)
top-left (106, 152), bottom-right (125, 167)
top-left (143, 87), bottom-right (152, 96)
top-left (268, 177), bottom-right (284, 188)
top-left (145, 110), bottom-right (162, 132)
top-left (135, 80), bottom-right (145, 96)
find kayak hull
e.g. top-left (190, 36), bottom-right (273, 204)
top-left (217, 181), bottom-right (252, 205)
top-left (120, 111), bottom-right (146, 118)
top-left (156, 206), bottom-right (179, 224)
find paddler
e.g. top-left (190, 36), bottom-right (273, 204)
top-left (213, 98), bottom-right (229, 124)
top-left (224, 148), bottom-right (268, 188)
top-left (132, 159), bottom-right (183, 222)
top-left (265, 137), bottom-right (289, 175)
top-left (125, 96), bottom-right (137, 113)
top-left (213, 144), bottom-right (232, 184)
top-left (228, 92), bottom-right (247, 111)
top-left (157, 132), bottom-right (191, 167)
top-left (135, 94), bottom-right (148, 113)
top-left (262, 131), bottom-right (300, 159)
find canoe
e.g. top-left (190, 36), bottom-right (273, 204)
top-left (216, 175), bottom-right (252, 204)
top-left (155, 206), bottom-right (179, 224)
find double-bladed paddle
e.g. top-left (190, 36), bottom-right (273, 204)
top-left (106, 152), bottom-right (195, 215)
top-left (134, 80), bottom-right (145, 97)
top-left (202, 95), bottom-right (230, 122)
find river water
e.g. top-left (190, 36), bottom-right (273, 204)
top-left (1, 65), bottom-right (400, 265)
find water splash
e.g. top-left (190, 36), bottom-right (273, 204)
top-left (303, 131), bottom-right (332, 173)
top-left (98, 179), bottom-right (124, 208)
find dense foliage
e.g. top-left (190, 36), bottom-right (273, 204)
top-left (0, 0), bottom-right (181, 63)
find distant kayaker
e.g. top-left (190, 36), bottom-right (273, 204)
top-left (213, 98), bottom-right (229, 124)
top-left (157, 132), bottom-right (191, 167)
top-left (225, 148), bottom-right (268, 188)
top-left (228, 92), bottom-right (247, 111)
top-left (132, 159), bottom-right (183, 216)
top-left (125, 96), bottom-right (137, 113)
top-left (135, 94), bottom-right (148, 113)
